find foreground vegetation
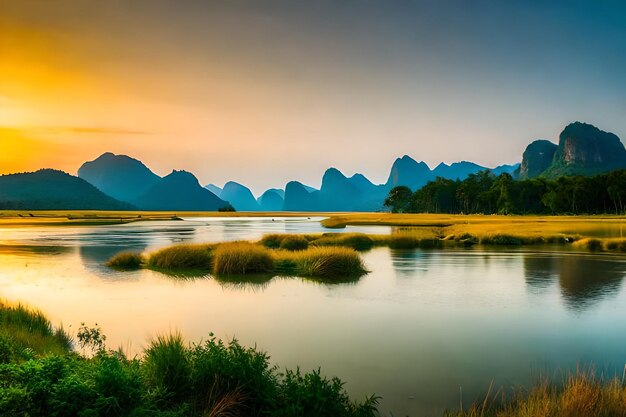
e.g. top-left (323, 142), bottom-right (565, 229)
top-left (3, 300), bottom-right (626, 417)
top-left (445, 370), bottom-right (626, 417)
top-left (0, 300), bottom-right (379, 417)
top-left (384, 169), bottom-right (626, 215)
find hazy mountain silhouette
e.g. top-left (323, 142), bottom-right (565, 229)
top-left (386, 155), bottom-right (432, 190)
top-left (492, 163), bottom-right (521, 176)
top-left (204, 183), bottom-right (223, 197)
top-left (78, 152), bottom-right (160, 202)
top-left (131, 170), bottom-right (227, 211)
top-left (0, 169), bottom-right (133, 210)
top-left (220, 181), bottom-right (260, 211)
top-left (432, 161), bottom-right (486, 181)
top-left (258, 189), bottom-right (284, 211)
top-left (283, 181), bottom-right (319, 211)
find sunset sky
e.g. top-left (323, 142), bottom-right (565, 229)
top-left (1, 0), bottom-right (625, 194)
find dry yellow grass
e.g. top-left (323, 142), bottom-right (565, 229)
top-left (446, 370), bottom-right (626, 417)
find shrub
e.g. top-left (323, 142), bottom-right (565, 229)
top-left (0, 333), bottom-right (14, 364)
top-left (277, 368), bottom-right (379, 417)
top-left (189, 335), bottom-right (276, 416)
top-left (143, 333), bottom-right (191, 405)
top-left (106, 251), bottom-right (144, 270)
top-left (279, 235), bottom-right (309, 251)
top-left (212, 242), bottom-right (274, 275)
top-left (147, 244), bottom-right (213, 271)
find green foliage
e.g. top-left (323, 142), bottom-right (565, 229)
top-left (218, 204), bottom-right (236, 212)
top-left (384, 186), bottom-right (413, 213)
top-left (106, 251), bottom-right (144, 270)
top-left (77, 323), bottom-right (107, 356)
top-left (0, 301), bottom-right (71, 358)
top-left (276, 368), bottom-right (380, 417)
top-left (279, 235), bottom-right (309, 251)
top-left (387, 169), bottom-right (626, 215)
top-left (143, 333), bottom-right (192, 405)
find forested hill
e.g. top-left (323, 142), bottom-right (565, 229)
top-left (0, 169), bottom-right (134, 210)
top-left (384, 170), bottom-right (626, 215)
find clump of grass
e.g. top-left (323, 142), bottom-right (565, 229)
top-left (106, 251), bottom-right (144, 270)
top-left (446, 370), bottom-right (626, 417)
top-left (279, 235), bottom-right (309, 251)
top-left (605, 238), bottom-right (626, 252)
top-left (143, 333), bottom-right (192, 403)
top-left (311, 233), bottom-right (375, 251)
top-left (572, 238), bottom-right (604, 252)
top-left (212, 242), bottom-right (274, 275)
top-left (146, 244), bottom-right (213, 270)
top-left (385, 232), bottom-right (442, 249)
top-left (277, 247), bottom-right (367, 280)
top-left (0, 300), bottom-right (71, 358)
top-left (260, 234), bottom-right (287, 248)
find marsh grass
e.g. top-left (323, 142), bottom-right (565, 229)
top-left (212, 242), bottom-right (274, 275)
top-left (276, 247), bottom-right (367, 280)
top-left (310, 233), bottom-right (375, 251)
top-left (445, 370), bottom-right (626, 417)
top-left (0, 300), bottom-right (71, 359)
top-left (573, 237), bottom-right (626, 253)
top-left (279, 235), bottom-right (309, 251)
top-left (147, 244), bottom-right (214, 271)
top-left (106, 251), bottom-right (144, 270)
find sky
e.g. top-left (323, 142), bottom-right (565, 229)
top-left (1, 0), bottom-right (625, 195)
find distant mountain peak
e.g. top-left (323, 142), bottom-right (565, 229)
top-left (78, 152), bottom-right (160, 203)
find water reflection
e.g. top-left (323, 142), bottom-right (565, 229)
top-left (389, 249), bottom-right (430, 277)
top-left (524, 253), bottom-right (625, 312)
top-left (558, 256), bottom-right (624, 312)
top-left (523, 255), bottom-right (558, 291)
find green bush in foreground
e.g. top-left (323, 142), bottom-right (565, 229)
top-left (0, 322), bottom-right (379, 417)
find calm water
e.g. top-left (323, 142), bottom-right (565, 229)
top-left (1, 217), bottom-right (625, 416)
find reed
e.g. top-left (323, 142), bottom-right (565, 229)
top-left (212, 242), bottom-right (274, 275)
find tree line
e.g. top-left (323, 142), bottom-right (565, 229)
top-left (384, 169), bottom-right (626, 215)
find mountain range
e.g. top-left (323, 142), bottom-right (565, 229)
top-left (1, 121), bottom-right (624, 211)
